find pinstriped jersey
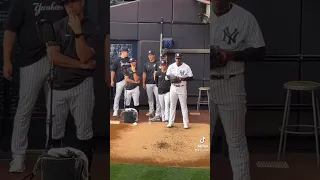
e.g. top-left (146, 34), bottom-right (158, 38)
top-left (210, 3), bottom-right (265, 75)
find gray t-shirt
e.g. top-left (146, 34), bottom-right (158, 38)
top-left (210, 3), bottom-right (265, 75)
top-left (52, 16), bottom-right (99, 90)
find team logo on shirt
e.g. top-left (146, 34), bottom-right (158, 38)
top-left (222, 27), bottom-right (239, 44)
top-left (179, 70), bottom-right (185, 76)
top-left (120, 61), bottom-right (130, 67)
top-left (33, 2), bottom-right (64, 16)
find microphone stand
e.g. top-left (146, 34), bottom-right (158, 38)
top-left (44, 42), bottom-right (55, 152)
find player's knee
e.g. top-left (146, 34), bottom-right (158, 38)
top-left (52, 132), bottom-right (65, 140)
top-left (226, 134), bottom-right (247, 148)
top-left (77, 128), bottom-right (94, 140)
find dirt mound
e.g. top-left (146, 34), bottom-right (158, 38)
top-left (110, 122), bottom-right (210, 168)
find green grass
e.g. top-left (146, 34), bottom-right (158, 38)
top-left (110, 163), bottom-right (210, 180)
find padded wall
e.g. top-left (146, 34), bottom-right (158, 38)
top-left (111, 0), bottom-right (210, 105)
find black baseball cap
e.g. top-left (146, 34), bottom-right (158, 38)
top-left (160, 60), bottom-right (167, 66)
top-left (148, 50), bottom-right (155, 55)
top-left (175, 53), bottom-right (182, 59)
top-left (58, 0), bottom-right (81, 5)
top-left (121, 47), bottom-right (129, 52)
top-left (129, 58), bottom-right (137, 63)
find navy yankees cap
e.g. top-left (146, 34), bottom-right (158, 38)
top-left (175, 53), bottom-right (182, 59)
top-left (160, 60), bottom-right (167, 66)
top-left (121, 47), bottom-right (129, 52)
top-left (129, 58), bottom-right (137, 63)
top-left (160, 53), bottom-right (167, 58)
top-left (148, 50), bottom-right (155, 55)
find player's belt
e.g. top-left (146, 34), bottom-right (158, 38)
top-left (173, 84), bottom-right (185, 87)
top-left (211, 74), bottom-right (236, 80)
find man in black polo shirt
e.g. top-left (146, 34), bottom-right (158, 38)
top-left (48, 0), bottom-right (99, 174)
top-left (2, 0), bottom-right (66, 173)
top-left (143, 50), bottom-right (161, 120)
top-left (124, 58), bottom-right (141, 119)
top-left (155, 60), bottom-right (171, 123)
top-left (111, 48), bottom-right (131, 117)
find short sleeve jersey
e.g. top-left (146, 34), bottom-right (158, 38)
top-left (166, 63), bottom-right (193, 86)
top-left (143, 60), bottom-right (158, 84)
top-left (210, 3), bottom-right (265, 75)
top-left (125, 68), bottom-right (141, 90)
top-left (111, 57), bottom-right (131, 83)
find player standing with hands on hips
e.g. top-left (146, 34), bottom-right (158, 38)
top-left (210, 0), bottom-right (265, 180)
top-left (111, 48), bottom-right (131, 117)
top-left (143, 50), bottom-right (161, 120)
top-left (166, 53), bottom-right (193, 129)
top-left (155, 60), bottom-right (171, 123)
top-left (124, 58), bottom-right (141, 120)
top-left (2, 0), bottom-right (66, 173)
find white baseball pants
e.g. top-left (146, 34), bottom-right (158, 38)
top-left (125, 86), bottom-right (140, 106)
top-left (158, 92), bottom-right (170, 121)
top-left (168, 84), bottom-right (189, 126)
top-left (210, 74), bottom-right (250, 180)
top-left (146, 84), bottom-right (161, 116)
top-left (113, 79), bottom-right (126, 114)
top-left (11, 55), bottom-right (50, 157)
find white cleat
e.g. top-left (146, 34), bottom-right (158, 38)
top-left (113, 112), bottom-right (118, 117)
top-left (184, 125), bottom-right (189, 129)
top-left (146, 112), bottom-right (154, 116)
top-left (9, 155), bottom-right (26, 173)
top-left (166, 124), bottom-right (173, 128)
top-left (149, 116), bottom-right (161, 122)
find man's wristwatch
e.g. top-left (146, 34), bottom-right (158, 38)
top-left (75, 33), bottom-right (84, 38)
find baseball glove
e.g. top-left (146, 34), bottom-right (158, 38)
top-left (210, 46), bottom-right (228, 69)
top-left (168, 75), bottom-right (182, 84)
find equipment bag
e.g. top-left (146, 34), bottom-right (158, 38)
top-left (121, 108), bottom-right (138, 123)
top-left (162, 38), bottom-right (174, 49)
top-left (23, 148), bottom-right (89, 180)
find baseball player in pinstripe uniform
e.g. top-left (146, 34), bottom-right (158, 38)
top-left (111, 48), bottom-right (131, 117)
top-left (2, 0), bottom-right (66, 173)
top-left (143, 50), bottom-right (161, 120)
top-left (166, 53), bottom-right (193, 129)
top-left (155, 60), bottom-right (171, 123)
top-left (124, 58), bottom-right (141, 118)
top-left (210, 1), bottom-right (266, 180)
top-left (48, 0), bottom-right (99, 175)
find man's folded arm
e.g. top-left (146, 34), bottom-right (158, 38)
top-left (49, 46), bottom-right (84, 69)
top-left (75, 26), bottom-right (100, 63)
